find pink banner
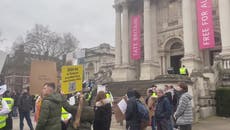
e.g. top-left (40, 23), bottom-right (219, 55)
top-left (131, 15), bottom-right (141, 60)
top-left (197, 0), bottom-right (215, 49)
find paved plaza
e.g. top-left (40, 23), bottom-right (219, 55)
top-left (12, 115), bottom-right (230, 130)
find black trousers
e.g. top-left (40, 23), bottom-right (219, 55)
top-left (5, 116), bottom-right (13, 130)
top-left (179, 124), bottom-right (192, 130)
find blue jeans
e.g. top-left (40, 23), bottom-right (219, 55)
top-left (19, 111), bottom-right (34, 130)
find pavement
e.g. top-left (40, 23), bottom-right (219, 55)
top-left (12, 115), bottom-right (230, 130)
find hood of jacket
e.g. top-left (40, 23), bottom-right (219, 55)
top-left (44, 93), bottom-right (63, 104)
top-left (95, 98), bottom-right (111, 107)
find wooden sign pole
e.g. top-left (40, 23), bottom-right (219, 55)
top-left (73, 93), bottom-right (84, 128)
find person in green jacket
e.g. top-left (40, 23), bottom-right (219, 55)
top-left (35, 82), bottom-right (76, 130)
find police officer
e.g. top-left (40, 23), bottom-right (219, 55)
top-left (3, 91), bottom-right (14, 130)
top-left (61, 107), bottom-right (72, 130)
top-left (179, 65), bottom-right (188, 76)
top-left (0, 84), bottom-right (10, 130)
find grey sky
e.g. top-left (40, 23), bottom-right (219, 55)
top-left (0, 0), bottom-right (115, 51)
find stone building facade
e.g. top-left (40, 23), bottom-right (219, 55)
top-left (82, 43), bottom-right (115, 81)
top-left (112, 0), bottom-right (230, 81)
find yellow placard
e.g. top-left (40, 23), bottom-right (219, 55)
top-left (61, 65), bottom-right (83, 94)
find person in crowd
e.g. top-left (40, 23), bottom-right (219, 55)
top-left (35, 82), bottom-right (73, 130)
top-left (125, 89), bottom-right (141, 130)
top-left (174, 82), bottom-right (193, 130)
top-left (147, 91), bottom-right (158, 130)
top-left (155, 88), bottom-right (172, 130)
top-left (34, 93), bottom-right (43, 124)
top-left (179, 65), bottom-right (188, 76)
top-left (0, 83), bottom-right (10, 130)
top-left (164, 85), bottom-right (173, 105)
top-left (18, 88), bottom-right (34, 130)
top-left (11, 91), bottom-right (18, 117)
top-left (145, 85), bottom-right (157, 105)
top-left (164, 85), bottom-right (175, 130)
top-left (66, 93), bottom-right (94, 130)
top-left (3, 91), bottom-right (14, 130)
top-left (93, 91), bottom-right (112, 130)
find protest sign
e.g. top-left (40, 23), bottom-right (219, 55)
top-left (61, 65), bottom-right (83, 94)
top-left (30, 60), bottom-right (57, 94)
top-left (97, 85), bottom-right (106, 93)
top-left (114, 98), bottom-right (127, 123)
top-left (117, 98), bottom-right (127, 114)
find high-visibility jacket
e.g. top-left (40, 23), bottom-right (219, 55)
top-left (151, 92), bottom-right (158, 98)
top-left (106, 92), bottom-right (114, 105)
top-left (61, 107), bottom-right (71, 121)
top-left (86, 91), bottom-right (92, 102)
top-left (2, 98), bottom-right (14, 111)
top-left (180, 67), bottom-right (187, 75)
top-left (0, 100), bottom-right (7, 128)
top-left (106, 93), bottom-right (111, 99)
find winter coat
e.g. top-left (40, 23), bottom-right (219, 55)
top-left (155, 96), bottom-right (172, 121)
top-left (18, 93), bottom-right (32, 112)
top-left (174, 92), bottom-right (193, 125)
top-left (35, 93), bottom-right (74, 130)
top-left (67, 101), bottom-right (95, 130)
top-left (125, 97), bottom-right (141, 130)
top-left (93, 99), bottom-right (112, 130)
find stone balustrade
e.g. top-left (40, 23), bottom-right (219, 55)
top-left (222, 59), bottom-right (230, 69)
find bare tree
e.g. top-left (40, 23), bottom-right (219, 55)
top-left (18, 24), bottom-right (79, 58)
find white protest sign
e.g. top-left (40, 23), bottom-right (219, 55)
top-left (97, 85), bottom-right (106, 93)
top-left (117, 98), bottom-right (127, 114)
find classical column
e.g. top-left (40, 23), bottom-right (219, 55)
top-left (112, 1), bottom-right (136, 81)
top-left (114, 5), bottom-right (122, 65)
top-left (181, 0), bottom-right (201, 72)
top-left (122, 2), bottom-right (130, 65)
top-left (143, 0), bottom-right (152, 62)
top-left (219, 0), bottom-right (230, 57)
top-left (140, 0), bottom-right (160, 80)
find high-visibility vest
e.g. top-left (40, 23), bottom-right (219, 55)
top-left (86, 91), bottom-right (92, 102)
top-left (3, 98), bottom-right (14, 111)
top-left (151, 92), bottom-right (158, 98)
top-left (0, 100), bottom-right (7, 128)
top-left (61, 107), bottom-right (71, 121)
top-left (180, 67), bottom-right (187, 75)
top-left (106, 93), bottom-right (111, 99)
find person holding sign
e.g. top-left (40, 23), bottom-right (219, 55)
top-left (93, 91), bottom-right (112, 130)
top-left (65, 93), bottom-right (95, 130)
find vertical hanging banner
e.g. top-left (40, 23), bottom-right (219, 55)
top-left (196, 0), bottom-right (215, 49)
top-left (131, 15), bottom-right (141, 60)
top-left (61, 65), bottom-right (83, 94)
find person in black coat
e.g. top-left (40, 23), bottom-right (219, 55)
top-left (155, 88), bottom-right (172, 130)
top-left (93, 91), bottom-right (112, 130)
top-left (125, 89), bottom-right (141, 130)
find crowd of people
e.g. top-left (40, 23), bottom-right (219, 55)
top-left (124, 83), bottom-right (193, 130)
top-left (0, 80), bottom-right (193, 130)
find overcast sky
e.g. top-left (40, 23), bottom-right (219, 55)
top-left (0, 0), bottom-right (115, 51)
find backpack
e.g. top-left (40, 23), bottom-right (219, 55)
top-left (136, 100), bottom-right (149, 129)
